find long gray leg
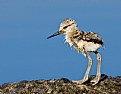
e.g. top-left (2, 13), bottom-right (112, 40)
top-left (73, 51), bottom-right (92, 84)
top-left (82, 52), bottom-right (93, 82)
top-left (91, 51), bottom-right (102, 85)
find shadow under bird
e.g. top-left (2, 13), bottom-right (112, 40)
top-left (47, 18), bottom-right (104, 85)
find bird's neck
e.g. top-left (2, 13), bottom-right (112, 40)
top-left (64, 27), bottom-right (79, 46)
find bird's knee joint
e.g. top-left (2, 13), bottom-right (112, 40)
top-left (96, 53), bottom-right (102, 60)
top-left (89, 57), bottom-right (92, 61)
top-left (89, 58), bottom-right (92, 65)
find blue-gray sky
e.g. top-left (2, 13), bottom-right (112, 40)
top-left (0, 0), bottom-right (121, 84)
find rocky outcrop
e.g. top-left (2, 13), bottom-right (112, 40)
top-left (0, 74), bottom-right (121, 94)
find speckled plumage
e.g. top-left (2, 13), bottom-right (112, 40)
top-left (47, 18), bottom-right (104, 85)
top-left (64, 30), bottom-right (103, 54)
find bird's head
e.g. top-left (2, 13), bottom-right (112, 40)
top-left (47, 18), bottom-right (78, 39)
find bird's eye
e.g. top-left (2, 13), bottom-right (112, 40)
top-left (63, 26), bottom-right (68, 29)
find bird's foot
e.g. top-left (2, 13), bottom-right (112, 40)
top-left (90, 75), bottom-right (100, 85)
top-left (73, 78), bottom-right (88, 85)
top-left (72, 80), bottom-right (85, 85)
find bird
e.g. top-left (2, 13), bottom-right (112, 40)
top-left (47, 18), bottom-right (104, 85)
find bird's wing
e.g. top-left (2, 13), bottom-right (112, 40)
top-left (73, 30), bottom-right (104, 46)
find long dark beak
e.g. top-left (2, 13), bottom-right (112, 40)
top-left (47, 31), bottom-right (62, 39)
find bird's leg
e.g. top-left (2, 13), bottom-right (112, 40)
top-left (81, 52), bottom-right (93, 83)
top-left (91, 51), bottom-right (102, 85)
top-left (73, 51), bottom-right (92, 84)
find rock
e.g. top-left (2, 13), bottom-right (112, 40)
top-left (0, 74), bottom-right (121, 94)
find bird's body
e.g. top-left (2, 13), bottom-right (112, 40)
top-left (64, 30), bottom-right (103, 55)
top-left (47, 18), bottom-right (103, 85)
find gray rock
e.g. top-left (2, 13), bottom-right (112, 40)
top-left (0, 74), bottom-right (121, 94)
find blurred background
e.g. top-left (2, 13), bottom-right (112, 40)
top-left (0, 0), bottom-right (121, 84)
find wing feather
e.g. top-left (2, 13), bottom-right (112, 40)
top-left (73, 30), bottom-right (104, 46)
